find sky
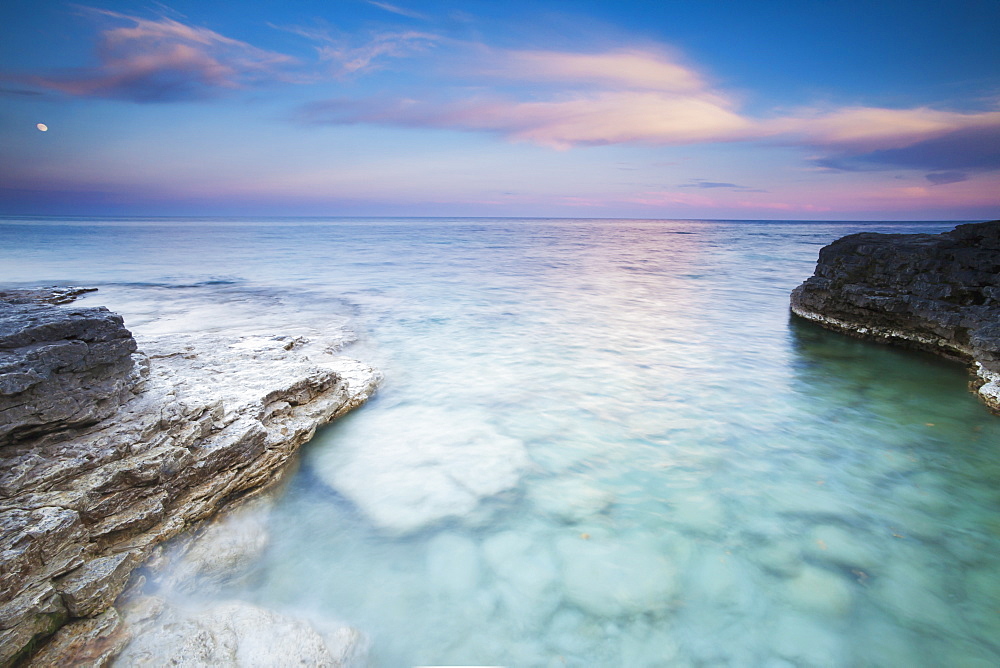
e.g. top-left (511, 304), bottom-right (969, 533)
top-left (1, 0), bottom-right (999, 220)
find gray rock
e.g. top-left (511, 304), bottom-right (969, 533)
top-left (0, 298), bottom-right (139, 445)
top-left (56, 552), bottom-right (137, 618)
top-left (0, 289), bottom-right (381, 665)
top-left (790, 220), bottom-right (1000, 412)
top-left (27, 607), bottom-right (130, 668)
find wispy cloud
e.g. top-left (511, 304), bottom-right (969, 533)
top-left (679, 179), bottom-right (766, 192)
top-left (485, 49), bottom-right (704, 91)
top-left (926, 171), bottom-right (968, 185)
top-left (317, 30), bottom-right (439, 75)
top-left (0, 86), bottom-right (43, 96)
top-left (300, 48), bottom-right (751, 148)
top-left (17, 7), bottom-right (294, 102)
top-left (365, 1), bottom-right (429, 21)
top-left (300, 90), bottom-right (752, 149)
top-left (274, 21), bottom-right (438, 76)
top-left (297, 42), bottom-right (1000, 176)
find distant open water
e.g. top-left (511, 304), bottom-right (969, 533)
top-left (2, 217), bottom-right (998, 667)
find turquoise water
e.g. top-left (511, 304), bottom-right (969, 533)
top-left (2, 218), bottom-right (998, 666)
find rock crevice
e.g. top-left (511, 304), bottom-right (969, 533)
top-left (790, 220), bottom-right (1000, 412)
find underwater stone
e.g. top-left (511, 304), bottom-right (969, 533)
top-left (482, 531), bottom-right (561, 626)
top-left (771, 612), bottom-right (845, 667)
top-left (426, 531), bottom-right (482, 598)
top-left (527, 476), bottom-right (614, 522)
top-left (749, 540), bottom-right (803, 578)
top-left (804, 524), bottom-right (879, 572)
top-left (115, 600), bottom-right (368, 667)
top-left (871, 563), bottom-right (957, 631)
top-left (315, 406), bottom-right (527, 535)
top-left (556, 535), bottom-right (677, 617)
top-left (783, 566), bottom-right (853, 617)
top-left (669, 494), bottom-right (727, 535)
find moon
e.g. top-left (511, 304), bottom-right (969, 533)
top-left (36, 123), bottom-right (48, 132)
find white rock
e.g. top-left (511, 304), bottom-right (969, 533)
top-left (854, 618), bottom-right (927, 668)
top-left (891, 475), bottom-right (954, 514)
top-left (482, 531), bottom-right (562, 625)
top-left (749, 540), bottom-right (803, 577)
top-left (425, 531), bottom-right (481, 598)
top-left (546, 606), bottom-right (605, 657)
top-left (783, 566), bottom-right (853, 617)
top-left (556, 535), bottom-right (677, 617)
top-left (871, 563), bottom-right (957, 631)
top-left (804, 524), bottom-right (879, 572)
top-left (684, 549), bottom-right (747, 609)
top-left (770, 612), bottom-right (845, 667)
top-left (312, 406), bottom-right (528, 534)
top-left (766, 482), bottom-right (854, 518)
top-left (618, 622), bottom-right (680, 667)
top-left (528, 476), bottom-right (614, 522)
top-left (889, 510), bottom-right (942, 541)
top-left (669, 494), bottom-right (726, 535)
top-left (117, 600), bottom-right (367, 667)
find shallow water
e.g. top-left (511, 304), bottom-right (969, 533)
top-left (3, 217), bottom-right (998, 666)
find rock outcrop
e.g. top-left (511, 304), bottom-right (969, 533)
top-left (0, 288), bottom-right (381, 666)
top-left (0, 301), bottom-right (138, 445)
top-left (790, 220), bottom-right (1000, 412)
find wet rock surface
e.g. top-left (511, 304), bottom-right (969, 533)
top-left (0, 288), bottom-right (380, 666)
top-left (790, 220), bottom-right (1000, 412)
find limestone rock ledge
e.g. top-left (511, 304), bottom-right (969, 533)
top-left (0, 290), bottom-right (381, 666)
top-left (790, 220), bottom-right (1000, 413)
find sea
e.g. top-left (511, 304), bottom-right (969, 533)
top-left (2, 217), bottom-right (998, 667)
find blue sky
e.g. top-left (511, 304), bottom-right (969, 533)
top-left (2, 0), bottom-right (998, 219)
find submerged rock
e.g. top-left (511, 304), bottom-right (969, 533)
top-left (790, 220), bottom-right (1000, 413)
top-left (116, 600), bottom-right (368, 667)
top-left (527, 476), bottom-right (614, 523)
top-left (555, 535), bottom-right (678, 617)
top-left (313, 405), bottom-right (527, 535)
top-left (0, 288), bottom-right (380, 666)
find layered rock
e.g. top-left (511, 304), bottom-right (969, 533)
top-left (0, 288), bottom-right (380, 665)
top-left (0, 300), bottom-right (138, 445)
top-left (790, 220), bottom-right (1000, 412)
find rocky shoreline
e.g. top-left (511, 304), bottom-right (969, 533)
top-left (790, 219), bottom-right (1000, 413)
top-left (0, 287), bottom-right (381, 666)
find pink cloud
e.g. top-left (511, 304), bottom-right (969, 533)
top-left (454, 92), bottom-right (751, 148)
top-left (488, 49), bottom-right (705, 91)
top-left (766, 106), bottom-right (1000, 152)
top-left (23, 8), bottom-right (294, 101)
top-left (303, 90), bottom-right (751, 149)
top-left (733, 200), bottom-right (832, 212)
top-left (627, 191), bottom-right (719, 207)
top-left (298, 41), bottom-right (1000, 173)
